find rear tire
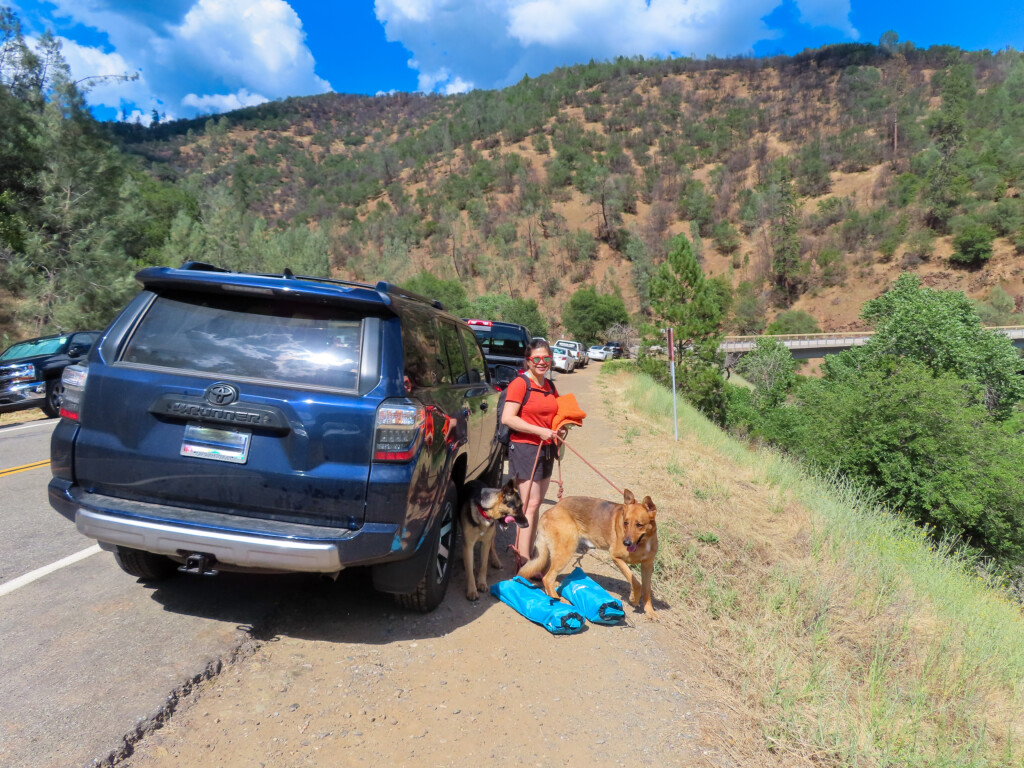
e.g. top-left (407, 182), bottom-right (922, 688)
top-left (113, 546), bottom-right (178, 581)
top-left (42, 380), bottom-right (63, 418)
top-left (396, 481), bottom-right (457, 612)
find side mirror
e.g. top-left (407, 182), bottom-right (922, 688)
top-left (492, 364), bottom-right (519, 387)
top-left (68, 344), bottom-right (89, 358)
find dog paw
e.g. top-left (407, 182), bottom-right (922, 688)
top-left (466, 588), bottom-right (479, 601)
top-left (476, 579), bottom-right (488, 594)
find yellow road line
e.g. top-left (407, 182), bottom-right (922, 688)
top-left (0, 459), bottom-right (50, 478)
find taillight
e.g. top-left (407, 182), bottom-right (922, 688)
top-left (59, 364), bottom-right (88, 421)
top-left (373, 400), bottom-right (425, 461)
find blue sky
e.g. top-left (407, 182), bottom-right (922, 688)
top-left (7, 0), bottom-right (1024, 124)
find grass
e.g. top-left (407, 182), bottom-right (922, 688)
top-left (600, 365), bottom-right (1024, 767)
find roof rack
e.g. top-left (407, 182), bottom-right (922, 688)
top-left (175, 261), bottom-right (445, 311)
top-left (375, 281), bottom-right (445, 311)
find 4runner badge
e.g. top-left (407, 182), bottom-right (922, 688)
top-left (205, 382), bottom-right (239, 405)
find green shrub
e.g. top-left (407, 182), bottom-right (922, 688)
top-left (950, 220), bottom-right (995, 265)
top-left (765, 309), bottom-right (821, 335)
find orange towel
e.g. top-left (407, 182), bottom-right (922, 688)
top-left (552, 393), bottom-right (586, 432)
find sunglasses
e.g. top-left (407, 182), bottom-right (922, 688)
top-left (528, 355), bottom-right (553, 364)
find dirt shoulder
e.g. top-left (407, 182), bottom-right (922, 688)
top-left (120, 365), bottom-right (798, 768)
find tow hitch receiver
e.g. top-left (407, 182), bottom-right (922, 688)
top-left (178, 552), bottom-right (219, 576)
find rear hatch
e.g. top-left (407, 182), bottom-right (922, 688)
top-left (72, 279), bottom-right (389, 529)
top-left (465, 320), bottom-right (528, 372)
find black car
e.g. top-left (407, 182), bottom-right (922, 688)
top-left (464, 319), bottom-right (532, 378)
top-left (604, 341), bottom-right (624, 359)
top-left (0, 331), bottom-right (100, 417)
top-left (49, 263), bottom-right (503, 611)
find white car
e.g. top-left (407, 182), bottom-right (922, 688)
top-left (554, 339), bottom-right (588, 368)
top-left (588, 345), bottom-right (610, 361)
top-left (551, 346), bottom-right (576, 373)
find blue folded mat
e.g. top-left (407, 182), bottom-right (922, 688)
top-left (490, 576), bottom-right (585, 635)
top-left (556, 567), bottom-right (625, 625)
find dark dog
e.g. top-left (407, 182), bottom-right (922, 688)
top-left (460, 479), bottom-right (528, 600)
top-left (518, 489), bottom-right (658, 617)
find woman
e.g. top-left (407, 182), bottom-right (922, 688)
top-left (501, 339), bottom-right (567, 567)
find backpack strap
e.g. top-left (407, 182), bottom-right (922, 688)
top-left (520, 373), bottom-right (556, 410)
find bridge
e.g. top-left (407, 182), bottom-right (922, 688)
top-left (719, 326), bottom-right (1024, 360)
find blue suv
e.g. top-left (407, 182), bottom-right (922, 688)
top-left (48, 263), bottom-right (503, 611)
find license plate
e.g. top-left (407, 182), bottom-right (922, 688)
top-left (180, 423), bottom-right (251, 464)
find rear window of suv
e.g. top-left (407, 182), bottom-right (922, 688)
top-left (471, 325), bottom-right (527, 358)
top-left (120, 292), bottom-right (364, 390)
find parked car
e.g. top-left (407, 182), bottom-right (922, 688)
top-left (604, 341), bottom-right (624, 359)
top-left (553, 339), bottom-right (588, 368)
top-left (49, 263), bottom-right (504, 612)
top-left (550, 346), bottom-right (575, 373)
top-left (465, 319), bottom-right (532, 377)
top-left (0, 331), bottom-right (101, 418)
top-left (588, 345), bottom-right (610, 361)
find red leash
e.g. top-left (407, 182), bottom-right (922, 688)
top-left (554, 434), bottom-right (623, 497)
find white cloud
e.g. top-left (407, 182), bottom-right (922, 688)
top-left (376, 0), bottom-right (857, 93)
top-left (182, 88), bottom-right (269, 113)
top-left (37, 0), bottom-right (330, 119)
top-left (794, 0), bottom-right (858, 37)
top-left (443, 76), bottom-right (473, 94)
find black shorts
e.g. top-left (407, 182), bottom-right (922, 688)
top-left (508, 441), bottom-right (555, 481)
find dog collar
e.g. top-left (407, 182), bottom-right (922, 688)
top-left (477, 501), bottom-right (517, 526)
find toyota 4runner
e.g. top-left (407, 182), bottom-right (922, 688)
top-left (48, 263), bottom-right (504, 611)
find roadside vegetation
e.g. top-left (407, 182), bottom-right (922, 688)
top-left (4, 5), bottom-right (1024, 350)
top-left (599, 363), bottom-right (1024, 766)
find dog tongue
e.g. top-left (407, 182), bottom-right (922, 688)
top-left (627, 543), bottom-right (637, 553)
top-left (504, 515), bottom-right (516, 524)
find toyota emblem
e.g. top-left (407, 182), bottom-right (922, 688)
top-left (205, 383), bottom-right (239, 405)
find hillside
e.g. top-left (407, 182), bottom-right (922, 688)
top-left (3, 31), bottom-right (1024, 342)
top-left (99, 44), bottom-right (1024, 339)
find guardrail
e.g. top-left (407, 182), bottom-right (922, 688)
top-left (719, 326), bottom-right (1024, 359)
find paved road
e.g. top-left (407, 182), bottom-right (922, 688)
top-left (0, 365), bottom-right (586, 767)
top-left (0, 418), bottom-right (300, 768)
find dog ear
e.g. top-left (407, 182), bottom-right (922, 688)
top-left (623, 489), bottom-right (635, 504)
top-left (643, 496), bottom-right (657, 517)
top-left (502, 478), bottom-right (517, 494)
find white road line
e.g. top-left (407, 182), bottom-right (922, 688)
top-left (0, 420), bottom-right (55, 434)
top-left (0, 545), bottom-right (101, 597)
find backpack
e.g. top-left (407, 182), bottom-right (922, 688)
top-left (495, 374), bottom-right (558, 447)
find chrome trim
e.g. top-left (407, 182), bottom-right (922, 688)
top-left (76, 509), bottom-right (343, 572)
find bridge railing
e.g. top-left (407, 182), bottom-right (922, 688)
top-left (719, 326), bottom-right (1024, 354)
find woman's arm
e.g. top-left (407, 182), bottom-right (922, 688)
top-left (502, 400), bottom-right (557, 441)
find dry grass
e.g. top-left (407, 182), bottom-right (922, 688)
top-left (599, 365), bottom-right (1024, 767)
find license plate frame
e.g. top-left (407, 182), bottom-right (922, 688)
top-left (180, 423), bottom-right (252, 464)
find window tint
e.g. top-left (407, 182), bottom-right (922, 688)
top-left (401, 308), bottom-right (443, 390)
top-left (121, 293), bottom-right (363, 390)
top-left (459, 326), bottom-right (487, 384)
top-left (436, 321), bottom-right (469, 385)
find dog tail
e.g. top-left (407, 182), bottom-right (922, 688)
top-left (517, 535), bottom-right (549, 580)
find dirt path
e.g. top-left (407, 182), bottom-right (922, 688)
top-left (120, 365), bottom-right (766, 768)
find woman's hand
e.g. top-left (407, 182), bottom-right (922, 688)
top-left (536, 427), bottom-right (558, 441)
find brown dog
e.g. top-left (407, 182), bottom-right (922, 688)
top-left (460, 479), bottom-right (528, 601)
top-left (518, 490), bottom-right (658, 617)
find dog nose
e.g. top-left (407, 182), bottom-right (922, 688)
top-left (623, 537), bottom-right (633, 547)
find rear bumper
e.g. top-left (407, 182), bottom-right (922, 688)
top-left (49, 480), bottom-right (403, 574)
